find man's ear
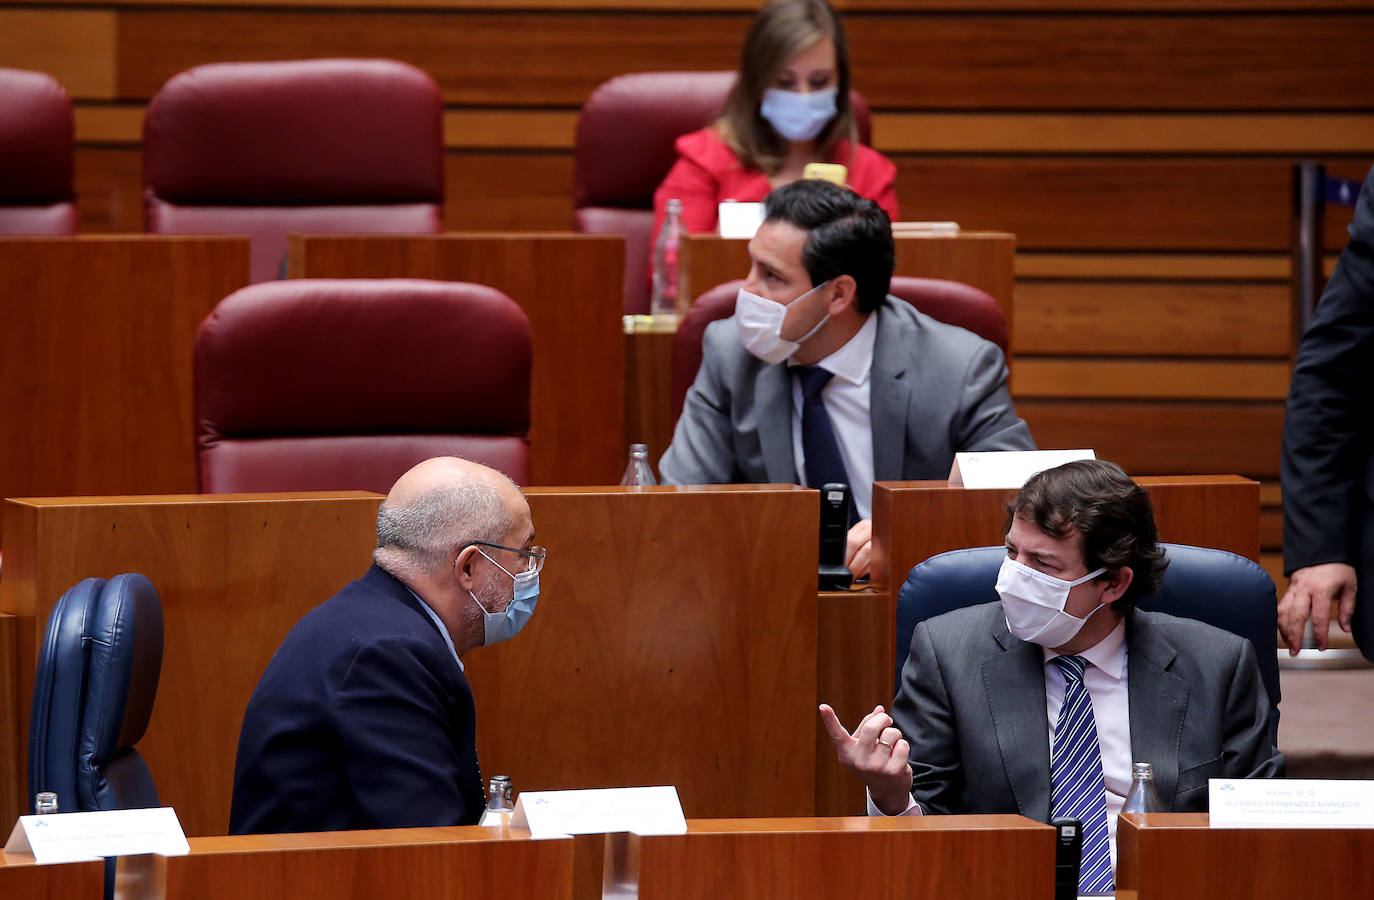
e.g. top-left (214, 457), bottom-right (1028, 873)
top-left (453, 544), bottom-right (482, 591)
top-left (827, 274), bottom-right (860, 314)
top-left (1101, 566), bottom-right (1134, 606)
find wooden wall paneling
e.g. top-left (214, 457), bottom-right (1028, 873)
top-left (72, 147), bottom-right (144, 233)
top-left (465, 485), bottom-right (818, 819)
top-left (444, 153), bottom-right (576, 232)
top-left (1016, 401), bottom-right (1285, 478)
top-left (107, 10), bottom-right (1373, 109)
top-left (893, 158), bottom-right (1370, 252)
top-left (1012, 359), bottom-right (1291, 400)
top-left (0, 855), bottom-right (104, 899)
top-left (0, 10), bottom-right (116, 99)
top-left (623, 327), bottom-right (676, 470)
top-left (0, 492), bottom-right (384, 836)
top-left (287, 234), bottom-right (625, 487)
top-left (814, 588), bottom-right (894, 817)
top-left (114, 10), bottom-right (747, 104)
top-left (1012, 281), bottom-right (1291, 357)
top-left (125, 829), bottom-right (575, 900)
top-left (870, 476), bottom-right (1259, 596)
top-left (608, 816), bottom-right (1054, 900)
top-left (0, 615), bottom-right (18, 822)
top-left (0, 237), bottom-right (249, 500)
top-left (1117, 813), bottom-right (1374, 900)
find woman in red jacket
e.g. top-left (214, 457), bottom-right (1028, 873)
top-left (650, 0), bottom-right (899, 256)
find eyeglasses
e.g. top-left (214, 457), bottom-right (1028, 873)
top-left (463, 540), bottom-right (546, 576)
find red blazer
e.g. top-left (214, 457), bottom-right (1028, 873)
top-left (650, 126), bottom-right (900, 268)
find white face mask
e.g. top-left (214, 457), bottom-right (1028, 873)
top-left (996, 557), bottom-right (1108, 649)
top-left (734, 280), bottom-right (832, 365)
top-left (760, 86), bottom-right (838, 142)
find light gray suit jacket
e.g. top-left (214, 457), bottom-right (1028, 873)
top-left (659, 297), bottom-right (1035, 487)
top-left (894, 602), bottom-right (1284, 819)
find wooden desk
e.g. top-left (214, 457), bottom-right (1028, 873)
top-left (286, 233), bottom-right (626, 487)
top-left (0, 851), bottom-right (103, 899)
top-left (1116, 813), bottom-right (1374, 900)
top-left (871, 475), bottom-right (1261, 595)
top-left (605, 815), bottom-right (1053, 899)
top-left (1, 485), bottom-right (820, 833)
top-left (679, 232), bottom-right (1017, 321)
top-left (0, 236), bottom-right (249, 501)
top-left (117, 827), bottom-right (573, 900)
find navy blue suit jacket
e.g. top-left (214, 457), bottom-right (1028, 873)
top-left (229, 565), bottom-right (485, 834)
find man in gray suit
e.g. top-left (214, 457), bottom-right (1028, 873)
top-left (821, 460), bottom-right (1282, 890)
top-left (659, 180), bottom-right (1034, 576)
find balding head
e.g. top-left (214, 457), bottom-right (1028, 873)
top-left (373, 457), bottom-right (526, 582)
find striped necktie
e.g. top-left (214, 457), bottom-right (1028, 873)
top-left (1050, 654), bottom-right (1114, 894)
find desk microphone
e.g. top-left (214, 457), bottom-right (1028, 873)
top-left (818, 483), bottom-right (852, 591)
top-left (1052, 816), bottom-right (1082, 900)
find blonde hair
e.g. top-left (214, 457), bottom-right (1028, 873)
top-left (717, 0), bottom-right (857, 176)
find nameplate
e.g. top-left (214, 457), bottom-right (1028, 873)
top-left (948, 449), bottom-right (1096, 490)
top-left (717, 202), bottom-right (765, 239)
top-left (509, 785), bottom-right (687, 839)
top-left (1209, 778), bottom-right (1374, 828)
top-left (4, 807), bottom-right (189, 864)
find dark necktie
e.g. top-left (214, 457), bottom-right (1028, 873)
top-left (1050, 655), bottom-right (1114, 894)
top-left (794, 365), bottom-right (853, 521)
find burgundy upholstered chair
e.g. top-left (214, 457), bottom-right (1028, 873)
top-left (669, 276), bottom-right (1009, 425)
top-left (0, 68), bottom-right (77, 235)
top-left (573, 72), bottom-right (871, 316)
top-left (194, 279), bottom-right (532, 493)
top-left (144, 59), bottom-right (444, 283)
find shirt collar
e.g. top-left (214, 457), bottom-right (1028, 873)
top-left (1044, 615), bottom-right (1127, 680)
top-left (406, 585), bottom-right (465, 672)
top-left (802, 311), bottom-right (876, 386)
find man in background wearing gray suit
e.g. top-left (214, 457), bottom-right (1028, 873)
top-left (659, 179), bottom-right (1034, 577)
top-left (821, 460), bottom-right (1283, 891)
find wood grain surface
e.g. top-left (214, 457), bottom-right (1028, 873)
top-left (0, 237), bottom-right (249, 501)
top-left (870, 476), bottom-right (1260, 595)
top-left (0, 616), bottom-right (19, 824)
top-left (1117, 813), bottom-right (1374, 900)
top-left (608, 814), bottom-right (1054, 899)
top-left (466, 485), bottom-right (818, 819)
top-left (287, 234), bottom-right (625, 487)
top-left (0, 854), bottom-right (103, 899)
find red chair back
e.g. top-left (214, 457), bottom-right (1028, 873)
top-left (194, 279), bottom-right (532, 493)
top-left (0, 68), bottom-right (76, 235)
top-left (573, 71), bottom-right (870, 315)
top-left (669, 276), bottom-right (1008, 424)
top-left (145, 59), bottom-right (444, 283)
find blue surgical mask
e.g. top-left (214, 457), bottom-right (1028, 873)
top-left (469, 549), bottom-right (540, 646)
top-left (760, 86), bottom-right (838, 142)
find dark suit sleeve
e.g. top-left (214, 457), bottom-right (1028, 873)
top-left (1219, 639), bottom-right (1285, 781)
top-left (892, 620), bottom-right (965, 814)
top-left (1282, 166), bottom-right (1374, 573)
top-left (329, 638), bottom-right (475, 828)
top-left (659, 323), bottom-right (739, 484)
top-left (952, 341), bottom-right (1037, 453)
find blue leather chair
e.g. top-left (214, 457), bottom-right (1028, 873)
top-left (894, 544), bottom-right (1281, 712)
top-left (28, 574), bottom-right (164, 815)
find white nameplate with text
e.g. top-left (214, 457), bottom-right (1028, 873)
top-left (949, 449), bottom-right (1096, 490)
top-left (509, 785), bottom-right (687, 839)
top-left (4, 807), bottom-right (189, 864)
top-left (1209, 779), bottom-right (1374, 828)
top-left (717, 202), bottom-right (765, 239)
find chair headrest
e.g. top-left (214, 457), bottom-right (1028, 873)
top-left (194, 279), bottom-right (532, 441)
top-left (0, 67), bottom-right (74, 203)
top-left (83, 574), bottom-right (164, 759)
top-left (144, 58), bottom-right (443, 204)
top-left (888, 277), bottom-right (1008, 354)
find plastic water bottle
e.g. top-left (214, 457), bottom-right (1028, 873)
top-left (620, 443), bottom-right (657, 487)
top-left (34, 791), bottom-right (58, 815)
top-left (479, 775), bottom-right (514, 827)
top-left (651, 198), bottom-right (684, 321)
top-left (1121, 761), bottom-right (1163, 814)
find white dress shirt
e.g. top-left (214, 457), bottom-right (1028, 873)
top-left (869, 619), bottom-right (1132, 870)
top-left (789, 313), bottom-right (877, 519)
